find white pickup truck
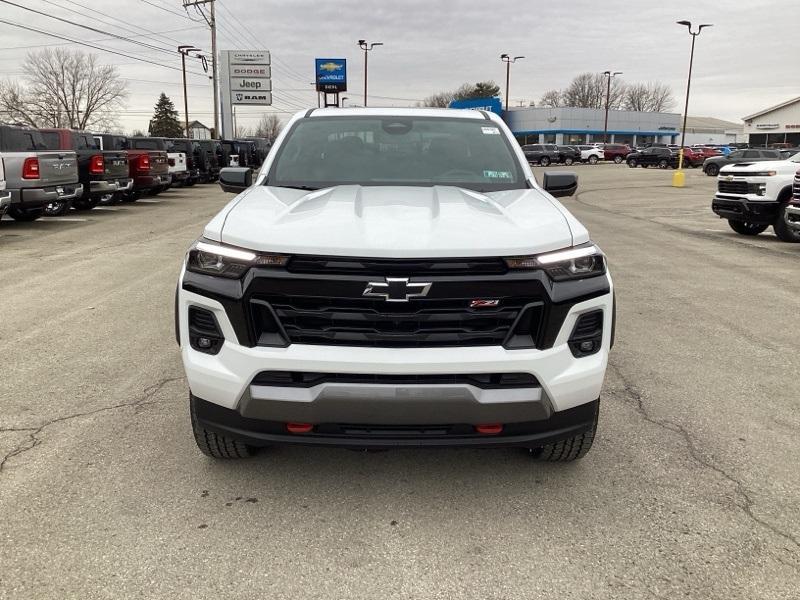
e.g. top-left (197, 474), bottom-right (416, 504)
top-left (711, 150), bottom-right (800, 241)
top-left (176, 107), bottom-right (614, 462)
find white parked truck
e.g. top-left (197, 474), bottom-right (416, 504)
top-left (712, 151), bottom-right (800, 241)
top-left (176, 108), bottom-right (614, 461)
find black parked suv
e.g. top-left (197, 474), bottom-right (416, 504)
top-left (196, 139), bottom-right (220, 183)
top-left (521, 144), bottom-right (560, 166)
top-left (555, 145), bottom-right (580, 166)
top-left (626, 146), bottom-right (679, 169)
top-left (167, 138), bottom-right (200, 186)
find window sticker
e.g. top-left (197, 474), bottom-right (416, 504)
top-left (481, 126), bottom-right (501, 135)
top-left (483, 170), bottom-right (513, 179)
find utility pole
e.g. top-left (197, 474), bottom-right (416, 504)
top-left (673, 20), bottom-right (712, 188)
top-left (500, 54), bottom-right (524, 112)
top-left (602, 70), bottom-right (622, 143)
top-left (358, 39), bottom-right (383, 107)
top-left (178, 46), bottom-right (201, 137)
top-left (183, 0), bottom-right (219, 136)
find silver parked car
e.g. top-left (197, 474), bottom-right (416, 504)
top-left (0, 125), bottom-right (82, 222)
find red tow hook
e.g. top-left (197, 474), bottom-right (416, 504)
top-left (286, 422), bottom-right (314, 434)
top-left (475, 424), bottom-right (503, 435)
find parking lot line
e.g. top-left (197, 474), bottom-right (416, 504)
top-left (39, 217), bottom-right (88, 222)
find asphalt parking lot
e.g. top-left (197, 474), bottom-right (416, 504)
top-left (1, 166), bottom-right (798, 599)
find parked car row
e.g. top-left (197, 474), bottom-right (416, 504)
top-left (520, 143), bottom-right (608, 166)
top-left (711, 149), bottom-right (800, 242)
top-left (0, 124), bottom-right (269, 221)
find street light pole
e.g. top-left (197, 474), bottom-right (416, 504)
top-left (178, 45), bottom-right (201, 137)
top-left (603, 70), bottom-right (622, 143)
top-left (673, 20), bottom-right (712, 188)
top-left (358, 39), bottom-right (383, 107)
top-left (500, 54), bottom-right (524, 112)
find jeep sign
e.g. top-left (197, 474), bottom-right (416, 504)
top-left (231, 78), bottom-right (273, 92)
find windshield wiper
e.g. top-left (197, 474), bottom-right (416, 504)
top-left (271, 184), bottom-right (319, 191)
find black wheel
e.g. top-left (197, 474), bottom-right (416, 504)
top-left (728, 220), bottom-right (768, 235)
top-left (539, 156), bottom-right (551, 166)
top-left (43, 200), bottom-right (70, 216)
top-left (705, 163), bottom-right (720, 177)
top-left (563, 157), bottom-right (574, 166)
top-left (658, 159), bottom-right (669, 169)
top-left (627, 159), bottom-right (637, 168)
top-left (190, 395), bottom-right (257, 459)
top-left (120, 190), bottom-right (141, 203)
top-left (7, 206), bottom-right (44, 221)
top-left (774, 204), bottom-right (800, 242)
top-left (98, 192), bottom-right (119, 205)
top-left (613, 155), bottom-right (623, 164)
top-left (72, 196), bottom-right (101, 211)
top-left (531, 401), bottom-right (598, 462)
top-left (588, 155), bottom-right (598, 165)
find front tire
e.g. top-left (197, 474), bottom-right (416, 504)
top-left (190, 395), bottom-right (257, 459)
top-left (627, 159), bottom-right (637, 168)
top-left (531, 401), bottom-right (598, 462)
top-left (539, 156), bottom-right (551, 166)
top-left (658, 159), bottom-right (669, 169)
top-left (728, 219), bottom-right (768, 235)
top-left (563, 157), bottom-right (574, 166)
top-left (774, 204), bottom-right (800, 242)
top-left (588, 155), bottom-right (598, 165)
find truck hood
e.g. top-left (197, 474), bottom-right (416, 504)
top-left (720, 158), bottom-right (800, 173)
top-left (206, 185), bottom-right (586, 258)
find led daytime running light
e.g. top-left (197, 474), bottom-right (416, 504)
top-left (535, 245), bottom-right (600, 265)
top-left (196, 241), bottom-right (257, 262)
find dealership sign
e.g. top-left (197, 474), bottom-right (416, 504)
top-left (219, 49), bottom-right (273, 137)
top-left (315, 58), bottom-right (347, 92)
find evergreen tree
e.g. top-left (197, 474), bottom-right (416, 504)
top-left (148, 92), bottom-right (184, 137)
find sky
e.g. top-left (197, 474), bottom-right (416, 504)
top-left (0, 0), bottom-right (797, 134)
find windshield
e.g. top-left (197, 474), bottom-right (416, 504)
top-left (267, 116), bottom-right (525, 192)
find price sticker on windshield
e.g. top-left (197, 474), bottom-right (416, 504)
top-left (481, 126), bottom-right (501, 135)
top-left (483, 170), bottom-right (513, 179)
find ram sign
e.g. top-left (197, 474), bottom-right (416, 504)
top-left (315, 58), bottom-right (347, 92)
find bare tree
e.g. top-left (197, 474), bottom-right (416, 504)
top-left (539, 89), bottom-right (562, 108)
top-left (254, 113), bottom-right (283, 143)
top-left (622, 81), bottom-right (675, 112)
top-left (0, 48), bottom-right (126, 129)
top-left (421, 91), bottom-right (455, 108)
top-left (560, 73), bottom-right (625, 109)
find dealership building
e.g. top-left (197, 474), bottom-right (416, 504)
top-left (742, 95), bottom-right (800, 147)
top-left (502, 106), bottom-right (681, 146)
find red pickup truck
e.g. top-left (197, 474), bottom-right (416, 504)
top-left (94, 134), bottom-right (169, 202)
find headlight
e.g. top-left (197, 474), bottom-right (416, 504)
top-left (505, 244), bottom-right (606, 281)
top-left (186, 239), bottom-right (288, 278)
top-left (751, 171), bottom-right (777, 177)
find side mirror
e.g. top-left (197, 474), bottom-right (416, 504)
top-left (218, 167), bottom-right (252, 193)
top-left (542, 171), bottom-right (578, 198)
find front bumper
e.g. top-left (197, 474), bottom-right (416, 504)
top-left (89, 178), bottom-right (133, 195)
top-left (785, 204), bottom-right (800, 231)
top-left (712, 196), bottom-right (780, 224)
top-left (178, 282), bottom-right (613, 420)
top-left (192, 394), bottom-right (599, 449)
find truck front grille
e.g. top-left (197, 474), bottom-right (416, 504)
top-left (793, 173), bottom-right (800, 201)
top-left (250, 295), bottom-right (543, 348)
top-left (717, 180), bottom-right (750, 195)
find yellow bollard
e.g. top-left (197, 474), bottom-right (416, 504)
top-left (672, 148), bottom-right (686, 187)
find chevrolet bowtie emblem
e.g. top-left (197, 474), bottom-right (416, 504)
top-left (362, 278), bottom-right (432, 302)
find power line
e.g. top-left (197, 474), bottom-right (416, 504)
top-left (0, 0), bottom-right (181, 59)
top-left (0, 25), bottom-right (206, 52)
top-left (47, 0), bottom-right (210, 53)
top-left (0, 18), bottom-right (206, 76)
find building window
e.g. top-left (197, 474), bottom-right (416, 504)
top-left (563, 133), bottom-right (585, 145)
top-left (543, 133), bottom-right (556, 144)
